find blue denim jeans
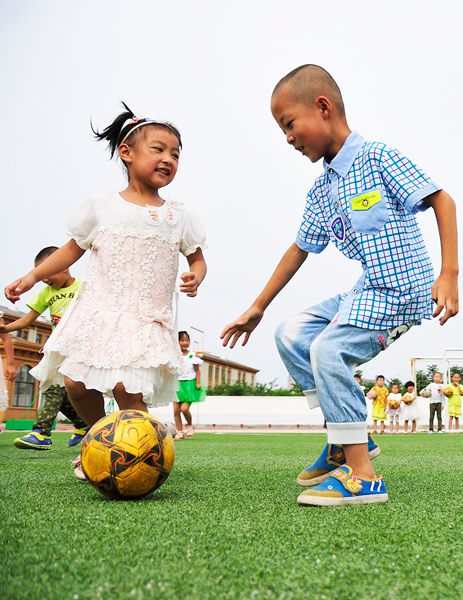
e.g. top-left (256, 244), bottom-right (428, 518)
top-left (275, 295), bottom-right (416, 444)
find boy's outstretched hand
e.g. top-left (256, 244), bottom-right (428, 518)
top-left (431, 273), bottom-right (459, 325)
top-left (221, 305), bottom-right (264, 348)
top-left (4, 273), bottom-right (37, 304)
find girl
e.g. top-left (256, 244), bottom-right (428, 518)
top-left (401, 381), bottom-right (418, 433)
top-left (445, 372), bottom-right (463, 433)
top-left (4, 105), bottom-right (207, 470)
top-left (386, 383), bottom-right (402, 434)
top-left (0, 314), bottom-right (17, 412)
top-left (173, 330), bottom-right (206, 440)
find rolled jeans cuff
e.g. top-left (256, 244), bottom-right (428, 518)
top-left (326, 421), bottom-right (368, 445)
top-left (303, 388), bottom-right (319, 409)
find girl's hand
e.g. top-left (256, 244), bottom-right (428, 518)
top-left (4, 365), bottom-right (17, 381)
top-left (221, 305), bottom-right (264, 348)
top-left (4, 273), bottom-right (37, 303)
top-left (195, 382), bottom-right (201, 390)
top-left (180, 272), bottom-right (200, 297)
top-left (432, 273), bottom-right (459, 325)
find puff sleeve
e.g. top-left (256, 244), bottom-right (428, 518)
top-left (67, 199), bottom-right (99, 250)
top-left (179, 210), bottom-right (207, 257)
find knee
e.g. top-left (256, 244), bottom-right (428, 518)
top-left (181, 403), bottom-right (190, 413)
top-left (274, 316), bottom-right (299, 350)
top-left (309, 334), bottom-right (329, 371)
top-left (64, 377), bottom-right (85, 399)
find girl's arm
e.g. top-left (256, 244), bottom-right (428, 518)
top-left (180, 248), bottom-right (207, 297)
top-left (221, 243), bottom-right (308, 348)
top-left (0, 310), bottom-right (40, 334)
top-left (4, 240), bottom-right (85, 303)
top-left (1, 332), bottom-right (16, 380)
top-left (425, 190), bottom-right (459, 325)
top-left (194, 364), bottom-right (201, 389)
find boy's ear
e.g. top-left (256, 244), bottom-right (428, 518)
top-left (118, 143), bottom-right (132, 164)
top-left (316, 95), bottom-right (332, 118)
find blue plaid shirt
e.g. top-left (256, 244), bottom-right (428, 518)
top-left (296, 132), bottom-right (440, 329)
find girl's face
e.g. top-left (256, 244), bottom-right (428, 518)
top-left (451, 374), bottom-right (461, 384)
top-left (179, 336), bottom-right (190, 352)
top-left (433, 373), bottom-right (443, 383)
top-left (121, 127), bottom-right (180, 190)
top-left (391, 385), bottom-right (400, 394)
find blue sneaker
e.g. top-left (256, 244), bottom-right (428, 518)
top-left (297, 435), bottom-right (380, 487)
top-left (67, 427), bottom-right (90, 447)
top-left (297, 465), bottom-right (388, 506)
top-left (14, 430), bottom-right (52, 450)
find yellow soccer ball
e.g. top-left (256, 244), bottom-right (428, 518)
top-left (389, 400), bottom-right (399, 409)
top-left (81, 410), bottom-right (175, 499)
top-left (402, 394), bottom-right (413, 405)
top-left (443, 386), bottom-right (454, 398)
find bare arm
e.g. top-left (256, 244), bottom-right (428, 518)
top-left (4, 240), bottom-right (85, 303)
top-left (180, 248), bottom-right (207, 297)
top-left (221, 243), bottom-right (308, 348)
top-left (425, 190), bottom-right (459, 325)
top-left (0, 310), bottom-right (40, 334)
top-left (194, 363), bottom-right (201, 388)
top-left (1, 332), bottom-right (16, 380)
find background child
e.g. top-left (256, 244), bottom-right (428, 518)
top-left (0, 323), bottom-right (17, 413)
top-left (386, 383), bottom-right (402, 434)
top-left (173, 330), bottom-right (206, 440)
top-left (4, 104), bottom-right (207, 476)
top-left (445, 373), bottom-right (463, 433)
top-left (369, 376), bottom-right (389, 435)
top-left (401, 381), bottom-right (418, 433)
top-left (221, 64), bottom-right (458, 507)
top-left (421, 372), bottom-right (445, 433)
top-left (0, 247), bottom-right (88, 450)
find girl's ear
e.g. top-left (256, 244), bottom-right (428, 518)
top-left (118, 142), bottom-right (132, 164)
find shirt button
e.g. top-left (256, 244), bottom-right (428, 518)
top-left (328, 168), bottom-right (334, 174)
top-left (353, 288), bottom-right (358, 293)
top-left (335, 203), bottom-right (339, 209)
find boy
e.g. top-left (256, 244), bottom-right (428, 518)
top-left (0, 246), bottom-right (88, 449)
top-left (421, 372), bottom-right (444, 433)
top-left (369, 375), bottom-right (389, 435)
top-left (221, 64), bottom-right (458, 506)
top-left (446, 372), bottom-right (463, 432)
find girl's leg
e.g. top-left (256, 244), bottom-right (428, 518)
top-left (112, 383), bottom-right (147, 412)
top-left (373, 420), bottom-right (378, 435)
top-left (389, 419), bottom-right (393, 434)
top-left (395, 418), bottom-right (399, 433)
top-left (411, 419), bottom-right (416, 433)
top-left (173, 402), bottom-right (183, 432)
top-left (181, 402), bottom-right (192, 427)
top-left (381, 419), bottom-right (385, 434)
top-left (64, 377), bottom-right (105, 427)
top-left (404, 420), bottom-right (409, 433)
top-left (449, 416), bottom-right (453, 431)
top-left (455, 417), bottom-right (459, 431)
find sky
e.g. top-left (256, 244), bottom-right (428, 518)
top-left (1, 0), bottom-right (462, 385)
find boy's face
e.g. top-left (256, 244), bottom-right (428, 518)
top-left (271, 86), bottom-right (333, 163)
top-left (433, 373), bottom-right (442, 383)
top-left (35, 257), bottom-right (70, 289)
top-left (376, 378), bottom-right (385, 387)
top-left (451, 373), bottom-right (461, 384)
top-left (406, 386), bottom-right (414, 393)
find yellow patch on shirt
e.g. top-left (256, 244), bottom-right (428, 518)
top-left (350, 190), bottom-right (382, 211)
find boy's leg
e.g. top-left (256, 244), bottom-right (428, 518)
top-left (58, 390), bottom-right (90, 447)
top-left (14, 385), bottom-right (63, 449)
top-left (436, 403), bottom-right (442, 431)
top-left (429, 403), bottom-right (436, 432)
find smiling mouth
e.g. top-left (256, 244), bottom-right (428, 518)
top-left (155, 168), bottom-right (170, 176)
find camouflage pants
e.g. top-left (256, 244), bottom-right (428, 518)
top-left (34, 385), bottom-right (87, 436)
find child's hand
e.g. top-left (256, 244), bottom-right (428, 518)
top-left (4, 365), bottom-right (17, 381)
top-left (221, 305), bottom-right (264, 348)
top-left (432, 273), bottom-right (459, 325)
top-left (180, 272), bottom-right (200, 297)
top-left (4, 273), bottom-right (37, 303)
top-left (195, 382), bottom-right (201, 389)
top-left (0, 317), bottom-right (6, 334)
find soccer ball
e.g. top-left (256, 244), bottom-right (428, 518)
top-left (402, 394), bottom-right (414, 405)
top-left (367, 390), bottom-right (377, 400)
top-left (389, 399), bottom-right (400, 409)
top-left (420, 389), bottom-right (432, 398)
top-left (81, 410), bottom-right (175, 499)
top-left (443, 386), bottom-right (454, 398)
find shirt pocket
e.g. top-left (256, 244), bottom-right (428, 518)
top-left (348, 188), bottom-right (389, 234)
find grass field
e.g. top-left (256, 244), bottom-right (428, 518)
top-left (1, 431), bottom-right (463, 600)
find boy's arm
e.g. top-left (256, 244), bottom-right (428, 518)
top-left (4, 240), bottom-right (85, 303)
top-left (221, 243), bottom-right (308, 348)
top-left (425, 190), bottom-right (459, 325)
top-left (0, 309), bottom-right (40, 334)
top-left (1, 332), bottom-right (16, 380)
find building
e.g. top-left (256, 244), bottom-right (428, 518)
top-left (0, 305), bottom-right (52, 421)
top-left (197, 352), bottom-right (259, 388)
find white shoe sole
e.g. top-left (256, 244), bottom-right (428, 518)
top-left (297, 446), bottom-right (381, 487)
top-left (297, 493), bottom-right (389, 506)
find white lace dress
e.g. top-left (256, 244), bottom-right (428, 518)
top-left (30, 192), bottom-right (206, 407)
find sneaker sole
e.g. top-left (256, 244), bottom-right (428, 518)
top-left (14, 439), bottom-right (51, 450)
top-left (297, 492), bottom-right (389, 506)
top-left (67, 439), bottom-right (84, 447)
top-left (296, 447), bottom-right (381, 487)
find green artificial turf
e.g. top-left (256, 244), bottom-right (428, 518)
top-left (1, 431), bottom-right (463, 600)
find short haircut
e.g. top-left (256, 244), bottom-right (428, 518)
top-left (178, 330), bottom-right (190, 341)
top-left (273, 64), bottom-right (345, 115)
top-left (35, 246), bottom-right (59, 263)
top-left (376, 375), bottom-right (385, 381)
top-left (405, 381), bottom-right (415, 388)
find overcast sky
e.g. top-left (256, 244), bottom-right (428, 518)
top-left (1, 0), bottom-right (462, 385)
